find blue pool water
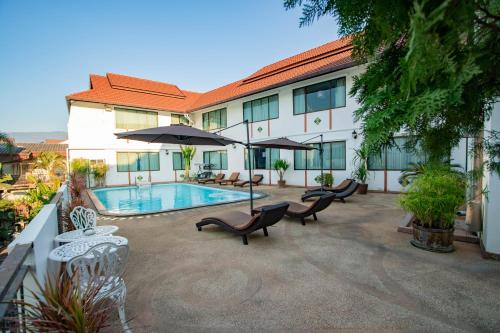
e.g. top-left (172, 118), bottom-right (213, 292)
top-left (92, 183), bottom-right (262, 215)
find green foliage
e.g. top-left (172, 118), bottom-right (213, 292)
top-left (273, 159), bottom-right (290, 181)
top-left (0, 174), bottom-right (13, 190)
top-left (352, 146), bottom-right (368, 184)
top-left (399, 165), bottom-right (465, 229)
top-left (34, 152), bottom-right (66, 177)
top-left (71, 158), bottom-right (90, 176)
top-left (314, 173), bottom-right (334, 187)
top-left (284, 0), bottom-right (500, 169)
top-left (91, 164), bottom-right (109, 187)
top-left (180, 145), bottom-right (196, 179)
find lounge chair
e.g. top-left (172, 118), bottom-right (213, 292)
top-left (281, 192), bottom-right (336, 225)
top-left (198, 173), bottom-right (225, 184)
top-left (217, 172), bottom-right (240, 185)
top-left (233, 174), bottom-right (264, 187)
top-left (302, 181), bottom-right (359, 203)
top-left (305, 178), bottom-right (354, 193)
top-left (196, 202), bottom-right (289, 245)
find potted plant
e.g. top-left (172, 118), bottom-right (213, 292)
top-left (180, 145), bottom-right (196, 181)
top-left (314, 173), bottom-right (333, 188)
top-left (352, 146), bottom-right (369, 194)
top-left (399, 165), bottom-right (465, 252)
top-left (273, 159), bottom-right (289, 187)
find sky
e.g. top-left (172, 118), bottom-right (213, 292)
top-left (0, 0), bottom-right (339, 133)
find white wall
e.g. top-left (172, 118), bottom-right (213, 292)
top-left (482, 102), bottom-right (500, 255)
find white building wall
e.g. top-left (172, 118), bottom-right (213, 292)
top-left (482, 102), bottom-right (500, 255)
top-left (68, 64), bottom-right (468, 193)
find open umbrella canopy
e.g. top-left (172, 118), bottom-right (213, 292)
top-left (252, 137), bottom-right (314, 150)
top-left (115, 124), bottom-right (241, 146)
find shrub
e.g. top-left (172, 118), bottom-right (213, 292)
top-left (399, 165), bottom-right (465, 229)
top-left (71, 158), bottom-right (90, 176)
top-left (314, 173), bottom-right (334, 187)
top-left (91, 164), bottom-right (108, 187)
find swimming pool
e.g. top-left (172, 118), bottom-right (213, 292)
top-left (91, 183), bottom-right (264, 216)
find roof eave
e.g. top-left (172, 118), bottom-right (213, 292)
top-left (188, 60), bottom-right (358, 112)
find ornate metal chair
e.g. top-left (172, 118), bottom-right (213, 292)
top-left (66, 242), bottom-right (131, 332)
top-left (70, 206), bottom-right (97, 230)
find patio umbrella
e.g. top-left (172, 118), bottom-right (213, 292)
top-left (116, 123), bottom-right (257, 214)
top-left (252, 137), bottom-right (314, 151)
top-left (115, 124), bottom-right (241, 146)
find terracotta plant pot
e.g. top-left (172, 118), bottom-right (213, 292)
top-left (411, 221), bottom-right (454, 253)
top-left (277, 180), bottom-right (286, 188)
top-left (357, 183), bottom-right (368, 194)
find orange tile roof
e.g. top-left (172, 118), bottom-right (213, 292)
top-left (66, 37), bottom-right (355, 113)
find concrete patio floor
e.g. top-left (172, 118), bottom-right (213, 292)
top-left (99, 186), bottom-right (500, 332)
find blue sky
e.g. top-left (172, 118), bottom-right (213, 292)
top-left (0, 0), bottom-right (339, 132)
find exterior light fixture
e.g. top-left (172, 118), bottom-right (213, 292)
top-left (352, 130), bottom-right (358, 139)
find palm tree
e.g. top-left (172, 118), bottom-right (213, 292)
top-left (180, 145), bottom-right (196, 180)
top-left (34, 152), bottom-right (66, 178)
top-left (0, 132), bottom-right (14, 153)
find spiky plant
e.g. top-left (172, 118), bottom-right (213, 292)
top-left (180, 145), bottom-right (196, 180)
top-left (10, 271), bottom-right (115, 333)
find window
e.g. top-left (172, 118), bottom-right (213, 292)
top-left (244, 148), bottom-right (280, 170)
top-left (243, 95), bottom-right (279, 122)
top-left (171, 113), bottom-right (189, 125)
top-left (172, 152), bottom-right (185, 170)
top-left (293, 77), bottom-right (346, 115)
top-left (116, 152), bottom-right (160, 172)
top-left (202, 108), bottom-right (227, 130)
top-left (115, 108), bottom-right (158, 129)
top-left (294, 141), bottom-right (346, 170)
top-left (367, 137), bottom-right (426, 170)
top-left (203, 150), bottom-right (228, 170)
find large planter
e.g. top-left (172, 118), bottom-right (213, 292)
top-left (277, 180), bottom-right (286, 188)
top-left (411, 221), bottom-right (454, 253)
top-left (357, 183), bottom-right (368, 194)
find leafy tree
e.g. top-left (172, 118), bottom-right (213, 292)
top-left (284, 0), bottom-right (499, 164)
top-left (34, 151), bottom-right (66, 178)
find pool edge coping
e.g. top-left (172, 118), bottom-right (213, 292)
top-left (86, 183), bottom-right (268, 217)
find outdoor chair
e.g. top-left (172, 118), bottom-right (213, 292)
top-left (305, 178), bottom-right (353, 193)
top-left (198, 173), bottom-right (225, 184)
top-left (233, 174), bottom-right (264, 187)
top-left (279, 192), bottom-right (336, 225)
top-left (302, 181), bottom-right (359, 203)
top-left (196, 202), bottom-right (289, 245)
top-left (217, 172), bottom-right (240, 185)
top-left (70, 206), bottom-right (97, 230)
top-left (66, 242), bottom-right (131, 333)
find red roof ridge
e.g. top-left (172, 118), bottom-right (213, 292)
top-left (106, 73), bottom-right (186, 99)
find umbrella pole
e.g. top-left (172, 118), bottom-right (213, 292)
top-left (245, 120), bottom-right (254, 215)
top-left (320, 134), bottom-right (324, 192)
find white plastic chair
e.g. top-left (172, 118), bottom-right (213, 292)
top-left (70, 206), bottom-right (97, 230)
top-left (67, 242), bottom-right (131, 332)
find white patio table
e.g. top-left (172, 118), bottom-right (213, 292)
top-left (54, 225), bottom-right (119, 243)
top-left (49, 235), bottom-right (128, 262)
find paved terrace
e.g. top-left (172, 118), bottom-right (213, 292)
top-left (98, 186), bottom-right (500, 332)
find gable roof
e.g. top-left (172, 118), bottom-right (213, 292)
top-left (66, 37), bottom-right (355, 113)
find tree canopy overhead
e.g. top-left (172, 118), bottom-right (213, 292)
top-left (285, 0), bottom-right (499, 166)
